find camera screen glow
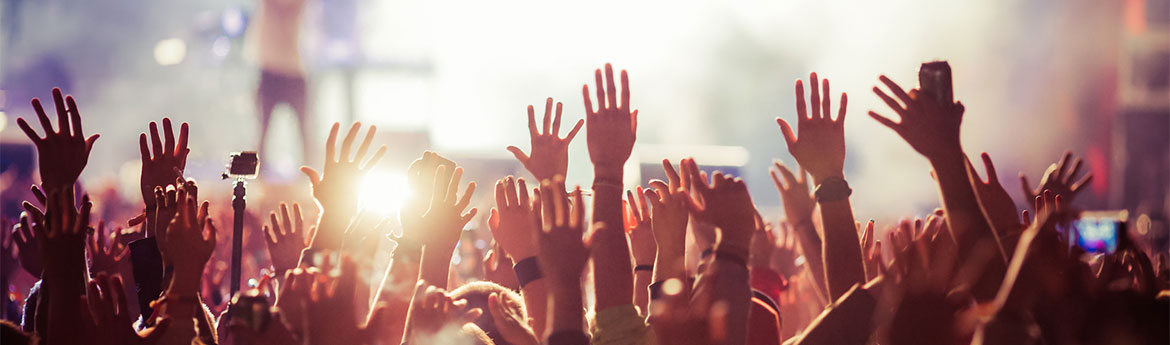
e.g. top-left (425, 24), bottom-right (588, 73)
top-left (1074, 217), bottom-right (1119, 253)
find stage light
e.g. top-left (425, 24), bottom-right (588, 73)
top-left (359, 171), bottom-right (410, 215)
top-left (154, 38), bottom-right (187, 66)
top-left (222, 8), bottom-right (246, 37)
top-left (212, 36), bottom-right (231, 58)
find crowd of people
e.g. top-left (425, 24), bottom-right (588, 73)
top-left (0, 63), bottom-right (1166, 345)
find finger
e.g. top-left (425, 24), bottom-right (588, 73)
top-left (621, 69), bottom-right (630, 109)
top-left (177, 122), bottom-right (190, 162)
top-left (66, 95), bottom-right (83, 138)
top-left (794, 79), bottom-right (808, 121)
top-left (1070, 174), bottom-right (1094, 194)
top-left (1065, 157), bottom-right (1084, 185)
top-left (570, 186), bottom-right (585, 230)
top-left (31, 185), bottom-right (47, 206)
top-left (16, 118), bottom-right (42, 142)
top-left (163, 118), bottom-right (176, 156)
top-left (809, 73), bottom-right (822, 120)
top-left (495, 179), bottom-right (508, 210)
top-left (837, 93), bottom-right (848, 125)
top-left (31, 98), bottom-right (54, 135)
top-left (53, 88), bottom-right (68, 135)
top-left (281, 204), bottom-right (294, 235)
top-left (1055, 151), bottom-right (1072, 180)
top-left (361, 146), bottom-right (387, 171)
top-left (507, 146), bottom-right (530, 165)
top-left (564, 119), bottom-right (584, 143)
top-left (582, 85), bottom-right (595, 116)
top-left (339, 122), bottom-right (362, 162)
top-left (873, 87), bottom-right (908, 117)
top-left (542, 98), bottom-right (553, 135)
top-left (527, 104), bottom-right (538, 137)
top-left (505, 176), bottom-right (519, 208)
top-left (292, 203), bottom-right (304, 236)
top-left (1019, 174), bottom-right (1035, 201)
top-left (878, 75), bottom-right (913, 105)
top-left (139, 133), bottom-right (152, 162)
top-left (662, 159), bottom-right (681, 189)
top-left (300, 167), bottom-right (321, 188)
top-left (354, 125), bottom-right (377, 164)
top-left (517, 178), bottom-right (530, 210)
top-left (149, 122), bottom-right (163, 158)
top-left (552, 101), bottom-right (565, 136)
top-left (325, 122), bottom-right (340, 163)
top-left (821, 77), bottom-right (831, 120)
top-left (868, 111), bottom-right (899, 130)
top-left (605, 64), bottom-right (618, 110)
top-left (776, 118), bottom-right (797, 147)
top-left (264, 225), bottom-right (278, 246)
top-left (626, 190), bottom-right (641, 222)
top-left (774, 162), bottom-right (798, 190)
top-left (447, 167), bottom-right (464, 203)
top-left (594, 69), bottom-right (606, 110)
top-left (980, 152), bottom-right (999, 183)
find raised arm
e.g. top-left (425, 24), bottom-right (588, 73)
top-left (534, 182), bottom-right (592, 344)
top-left (644, 159), bottom-right (691, 312)
top-left (15, 87), bottom-right (100, 193)
top-left (507, 97), bottom-right (585, 182)
top-left (40, 190), bottom-right (94, 344)
top-left (489, 176), bottom-right (548, 336)
top-left (776, 73), bottom-right (864, 299)
top-left (870, 74), bottom-right (1007, 299)
top-left (583, 63), bottom-right (638, 310)
top-left (300, 122), bottom-right (387, 252)
top-left (155, 183), bottom-right (217, 345)
top-left (769, 161), bottom-right (828, 296)
top-left (626, 187), bottom-right (656, 313)
top-left (414, 165), bottom-right (477, 289)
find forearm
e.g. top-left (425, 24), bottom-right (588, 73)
top-left (418, 245), bottom-right (454, 290)
top-left (693, 257), bottom-right (751, 345)
top-left (370, 257), bottom-right (417, 344)
top-left (548, 280), bottom-right (585, 335)
top-left (591, 169), bottom-right (634, 310)
top-left (633, 269), bottom-right (652, 313)
top-left (520, 278), bottom-right (550, 336)
top-left (930, 155), bottom-right (1002, 256)
top-left (309, 209), bottom-right (351, 252)
top-left (43, 253), bottom-right (88, 343)
top-left (817, 199), bottom-right (865, 301)
top-left (791, 220), bottom-right (828, 296)
top-left (159, 271), bottom-right (203, 344)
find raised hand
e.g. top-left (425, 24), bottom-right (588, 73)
top-left (263, 202), bottom-right (308, 275)
top-left (584, 63), bottom-right (637, 174)
top-left (487, 292), bottom-right (540, 345)
top-left (644, 159), bottom-right (691, 262)
top-left (400, 151), bottom-right (456, 247)
top-left (159, 186), bottom-right (216, 274)
top-left (284, 257), bottom-right (388, 345)
top-left (870, 75), bottom-right (966, 161)
top-left (1019, 151), bottom-right (1093, 208)
top-left (41, 190), bottom-right (92, 262)
top-left (680, 159), bottom-right (756, 258)
top-left (87, 221), bottom-right (129, 276)
top-left (534, 182), bottom-right (591, 286)
top-left (776, 73), bottom-right (848, 183)
top-left (769, 162), bottom-right (815, 225)
top-left (482, 242), bottom-right (520, 290)
top-left (626, 186), bottom-right (656, 266)
top-left (14, 211), bottom-right (44, 278)
top-left (417, 165), bottom-right (478, 249)
top-left (139, 118), bottom-right (189, 209)
top-left (301, 122), bottom-right (387, 249)
top-left (83, 273), bottom-right (172, 345)
top-left (489, 176), bottom-right (537, 260)
top-left (508, 98), bottom-right (585, 182)
top-left (15, 88), bottom-right (100, 191)
top-left (968, 153), bottom-right (1023, 237)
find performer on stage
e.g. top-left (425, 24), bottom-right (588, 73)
top-left (255, 0), bottom-right (311, 163)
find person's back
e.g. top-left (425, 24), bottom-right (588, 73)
top-left (256, 0), bottom-right (306, 77)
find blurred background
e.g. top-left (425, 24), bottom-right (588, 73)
top-left (0, 0), bottom-right (1167, 259)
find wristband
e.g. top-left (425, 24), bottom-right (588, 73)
top-left (814, 176), bottom-right (852, 203)
top-left (700, 248), bottom-right (714, 259)
top-left (512, 256), bottom-right (543, 288)
top-left (634, 264), bottom-right (654, 272)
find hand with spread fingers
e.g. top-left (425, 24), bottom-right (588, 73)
top-left (301, 122), bottom-right (387, 249)
top-left (508, 98), bottom-right (585, 182)
top-left (418, 165), bottom-right (478, 250)
top-left (770, 161), bottom-right (815, 225)
top-left (488, 292), bottom-right (540, 345)
top-left (138, 118), bottom-right (190, 212)
top-left (15, 87), bottom-right (100, 192)
top-left (534, 182), bottom-right (591, 287)
top-left (584, 63), bottom-right (638, 174)
top-left (86, 221), bottom-right (129, 277)
top-left (644, 159), bottom-right (691, 262)
top-left (489, 176), bottom-right (537, 260)
top-left (14, 210), bottom-right (44, 278)
top-left (263, 202), bottom-right (308, 275)
top-left (626, 186), bottom-right (656, 267)
top-left (776, 72), bottom-right (848, 183)
top-left (1020, 151), bottom-right (1094, 209)
top-left (869, 75), bottom-right (966, 162)
top-left (680, 159), bottom-right (756, 257)
top-left (402, 281), bottom-right (484, 344)
top-left (160, 187), bottom-right (216, 275)
top-left (968, 153), bottom-right (1023, 237)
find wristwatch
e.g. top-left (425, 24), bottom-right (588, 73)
top-left (814, 176), bottom-right (852, 203)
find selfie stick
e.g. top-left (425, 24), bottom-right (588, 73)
top-left (230, 178), bottom-right (246, 297)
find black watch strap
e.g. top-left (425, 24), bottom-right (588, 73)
top-left (814, 176), bottom-right (852, 203)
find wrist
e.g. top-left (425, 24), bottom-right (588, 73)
top-left (168, 269), bottom-right (203, 294)
top-left (810, 171), bottom-right (844, 187)
top-left (593, 166), bottom-right (624, 181)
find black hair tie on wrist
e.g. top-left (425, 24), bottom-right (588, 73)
top-left (513, 256), bottom-right (543, 288)
top-left (634, 264), bottom-right (654, 272)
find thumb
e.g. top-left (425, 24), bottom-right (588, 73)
top-left (300, 166), bottom-right (322, 187)
top-left (461, 307), bottom-right (484, 323)
top-left (506, 146), bottom-right (530, 164)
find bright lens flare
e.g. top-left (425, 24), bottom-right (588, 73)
top-left (360, 171), bottom-right (409, 215)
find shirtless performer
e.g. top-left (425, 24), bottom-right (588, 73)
top-left (255, 0), bottom-right (310, 163)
